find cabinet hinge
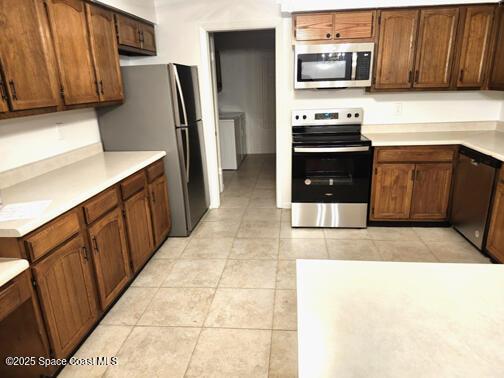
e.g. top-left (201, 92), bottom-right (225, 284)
top-left (59, 85), bottom-right (65, 100)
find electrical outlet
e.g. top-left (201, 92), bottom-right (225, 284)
top-left (393, 103), bottom-right (403, 116)
top-left (55, 122), bottom-right (64, 140)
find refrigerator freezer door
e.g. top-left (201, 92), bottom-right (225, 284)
top-left (169, 64), bottom-right (202, 126)
top-left (176, 120), bottom-right (208, 231)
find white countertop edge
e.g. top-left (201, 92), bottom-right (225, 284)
top-left (0, 259), bottom-right (29, 287)
top-left (3, 151), bottom-right (166, 238)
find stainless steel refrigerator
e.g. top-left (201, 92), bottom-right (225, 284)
top-left (97, 64), bottom-right (209, 236)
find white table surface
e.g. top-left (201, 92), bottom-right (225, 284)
top-left (297, 260), bottom-right (504, 378)
top-left (0, 258), bottom-right (29, 287)
top-left (0, 151), bottom-right (166, 238)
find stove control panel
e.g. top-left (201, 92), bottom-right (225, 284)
top-left (292, 108), bottom-right (363, 126)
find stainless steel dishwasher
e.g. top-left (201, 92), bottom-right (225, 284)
top-left (451, 146), bottom-right (501, 250)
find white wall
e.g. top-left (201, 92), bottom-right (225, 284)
top-left (280, 0), bottom-right (500, 12)
top-left (99, 0), bottom-right (157, 22)
top-left (216, 30), bottom-right (276, 154)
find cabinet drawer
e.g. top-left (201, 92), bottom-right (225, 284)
top-left (0, 270), bottom-right (31, 322)
top-left (376, 146), bottom-right (456, 163)
top-left (83, 187), bottom-right (119, 224)
top-left (333, 11), bottom-right (374, 39)
top-left (121, 171), bottom-right (146, 200)
top-left (24, 211), bottom-right (80, 262)
top-left (147, 160), bottom-right (165, 182)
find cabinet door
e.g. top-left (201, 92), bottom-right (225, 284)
top-left (333, 11), bottom-right (374, 39)
top-left (489, 7), bottom-right (504, 90)
top-left (46, 0), bottom-right (99, 105)
top-left (124, 190), bottom-right (155, 273)
top-left (371, 164), bottom-right (415, 220)
top-left (116, 14), bottom-right (141, 48)
top-left (139, 22), bottom-right (156, 52)
top-left (457, 6), bottom-right (494, 88)
top-left (294, 13), bottom-right (333, 41)
top-left (410, 163), bottom-right (453, 220)
top-left (0, 78), bottom-right (8, 112)
top-left (487, 183), bottom-right (504, 262)
top-left (32, 235), bottom-right (97, 359)
top-left (86, 5), bottom-right (123, 102)
top-left (88, 208), bottom-right (131, 309)
top-left (414, 8), bottom-right (459, 88)
top-left (149, 175), bottom-right (172, 245)
top-left (0, 0), bottom-right (59, 110)
top-left (375, 10), bottom-right (419, 89)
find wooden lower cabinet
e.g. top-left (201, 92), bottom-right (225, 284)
top-left (32, 235), bottom-right (98, 359)
top-left (88, 208), bottom-right (131, 309)
top-left (487, 182), bottom-right (504, 262)
top-left (149, 175), bottom-right (172, 245)
top-left (410, 163), bottom-right (453, 220)
top-left (372, 164), bottom-right (415, 220)
top-left (124, 189), bottom-right (154, 272)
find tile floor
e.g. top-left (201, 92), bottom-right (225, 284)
top-left (61, 154), bottom-right (491, 378)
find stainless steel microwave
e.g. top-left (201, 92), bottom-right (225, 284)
top-left (295, 43), bottom-right (375, 89)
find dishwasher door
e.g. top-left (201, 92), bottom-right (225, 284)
top-left (451, 148), bottom-right (499, 250)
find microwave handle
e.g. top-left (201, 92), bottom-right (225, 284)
top-left (351, 52), bottom-right (358, 81)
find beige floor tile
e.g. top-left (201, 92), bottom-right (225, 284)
top-left (59, 325), bottom-right (132, 378)
top-left (323, 228), bottom-right (371, 240)
top-left (220, 195), bottom-right (250, 208)
top-left (229, 238), bottom-right (279, 260)
top-left (204, 288), bottom-right (274, 329)
top-left (281, 209), bottom-right (291, 223)
top-left (192, 221), bottom-right (240, 238)
top-left (273, 290), bottom-right (297, 330)
top-left (327, 239), bottom-right (382, 261)
top-left (237, 220), bottom-right (281, 239)
top-left (413, 227), bottom-right (465, 243)
top-left (375, 240), bottom-right (439, 262)
top-left (220, 260), bottom-right (277, 289)
top-left (181, 238), bottom-right (233, 259)
top-left (279, 239), bottom-right (328, 260)
top-left (131, 259), bottom-right (176, 288)
top-left (243, 208), bottom-right (282, 222)
top-left (162, 259), bottom-right (226, 287)
top-left (269, 331), bottom-right (298, 378)
top-left (281, 224), bottom-right (325, 239)
top-left (101, 288), bottom-right (157, 326)
top-left (104, 326), bottom-right (199, 378)
top-left (153, 237), bottom-right (189, 259)
top-left (255, 179), bottom-right (275, 190)
top-left (138, 288), bottom-right (214, 327)
top-left (426, 240), bottom-right (491, 263)
top-left (186, 328), bottom-right (271, 378)
top-left (248, 197), bottom-right (277, 208)
top-left (276, 260), bottom-right (297, 290)
top-left (368, 227), bottom-right (421, 241)
top-left (203, 207), bottom-right (246, 222)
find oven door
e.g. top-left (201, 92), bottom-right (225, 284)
top-left (292, 146), bottom-right (372, 204)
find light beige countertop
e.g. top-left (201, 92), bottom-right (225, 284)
top-left (364, 130), bottom-right (504, 162)
top-left (297, 260), bottom-right (504, 378)
top-left (0, 151), bottom-right (166, 238)
top-left (0, 258), bottom-right (29, 287)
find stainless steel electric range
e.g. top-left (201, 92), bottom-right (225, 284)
top-left (291, 108), bottom-right (372, 228)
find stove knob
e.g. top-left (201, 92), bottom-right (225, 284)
top-left (295, 115), bottom-right (299, 120)
top-left (302, 115), bottom-right (307, 120)
top-left (347, 113), bottom-right (352, 118)
top-left (304, 179), bottom-right (312, 186)
top-left (355, 113), bottom-right (360, 118)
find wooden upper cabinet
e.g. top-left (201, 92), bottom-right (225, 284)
top-left (374, 10), bottom-right (419, 89)
top-left (124, 189), bottom-right (154, 272)
top-left (45, 0), bottom-right (99, 105)
top-left (149, 175), bottom-right (171, 245)
top-left (372, 164), bottom-right (415, 220)
top-left (86, 4), bottom-right (123, 102)
top-left (294, 13), bottom-right (333, 41)
top-left (88, 208), bottom-right (131, 309)
top-left (0, 0), bottom-right (59, 111)
top-left (487, 182), bottom-right (504, 262)
top-left (139, 22), bottom-right (156, 52)
top-left (410, 163), bottom-right (453, 220)
top-left (32, 235), bottom-right (97, 359)
top-left (489, 7), bottom-right (504, 90)
top-left (456, 6), bottom-right (494, 88)
top-left (115, 13), bottom-right (141, 48)
top-left (333, 11), bottom-right (374, 39)
top-left (414, 8), bottom-right (459, 88)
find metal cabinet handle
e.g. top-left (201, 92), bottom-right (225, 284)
top-left (408, 70), bottom-right (413, 84)
top-left (414, 70), bottom-right (419, 84)
top-left (138, 29), bottom-right (142, 43)
top-left (335, 32), bottom-right (341, 38)
top-left (151, 190), bottom-right (156, 203)
top-left (8, 80), bottom-right (17, 100)
top-left (0, 80), bottom-right (7, 100)
top-left (326, 33), bottom-right (331, 38)
top-left (459, 69), bottom-right (464, 82)
top-left (99, 80), bottom-right (104, 95)
top-left (91, 236), bottom-right (99, 253)
top-left (81, 246), bottom-right (89, 261)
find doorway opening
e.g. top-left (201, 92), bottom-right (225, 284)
top-left (209, 29), bottom-right (277, 207)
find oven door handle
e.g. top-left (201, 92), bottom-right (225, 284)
top-left (294, 146), bottom-right (370, 153)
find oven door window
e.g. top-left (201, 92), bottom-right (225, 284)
top-left (292, 150), bottom-right (372, 203)
top-left (297, 53), bottom-right (352, 82)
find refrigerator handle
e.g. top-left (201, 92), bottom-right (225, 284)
top-left (184, 128), bottom-right (190, 183)
top-left (173, 65), bottom-right (189, 126)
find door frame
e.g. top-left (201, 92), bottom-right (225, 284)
top-left (199, 20), bottom-right (283, 208)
